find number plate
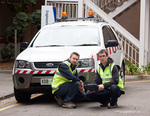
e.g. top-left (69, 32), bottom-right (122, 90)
top-left (40, 79), bottom-right (53, 85)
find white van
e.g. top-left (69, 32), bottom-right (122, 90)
top-left (12, 16), bottom-right (125, 102)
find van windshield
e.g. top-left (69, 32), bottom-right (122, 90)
top-left (31, 25), bottom-right (100, 47)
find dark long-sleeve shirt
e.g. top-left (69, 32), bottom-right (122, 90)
top-left (58, 59), bottom-right (80, 82)
top-left (94, 57), bottom-right (119, 89)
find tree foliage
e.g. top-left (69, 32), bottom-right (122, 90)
top-left (7, 0), bottom-right (36, 13)
top-left (3, 0), bottom-right (37, 43)
top-left (30, 10), bottom-right (41, 30)
top-left (1, 0), bottom-right (37, 60)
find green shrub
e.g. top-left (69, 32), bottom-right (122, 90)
top-left (141, 62), bottom-right (150, 74)
top-left (125, 61), bottom-right (142, 75)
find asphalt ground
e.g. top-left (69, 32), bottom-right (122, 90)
top-left (0, 70), bottom-right (150, 100)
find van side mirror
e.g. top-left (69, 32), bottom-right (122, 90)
top-left (21, 42), bottom-right (28, 49)
top-left (20, 42), bottom-right (28, 51)
top-left (105, 40), bottom-right (118, 48)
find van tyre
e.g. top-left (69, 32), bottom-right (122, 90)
top-left (120, 62), bottom-right (125, 84)
top-left (14, 88), bottom-right (31, 103)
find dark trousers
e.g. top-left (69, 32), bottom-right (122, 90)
top-left (54, 81), bottom-right (86, 102)
top-left (86, 84), bottom-right (121, 106)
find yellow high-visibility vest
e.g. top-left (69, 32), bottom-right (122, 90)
top-left (52, 61), bottom-right (78, 94)
top-left (97, 63), bottom-right (124, 92)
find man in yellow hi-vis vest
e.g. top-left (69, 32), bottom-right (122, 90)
top-left (86, 49), bottom-right (124, 109)
top-left (52, 52), bottom-right (85, 109)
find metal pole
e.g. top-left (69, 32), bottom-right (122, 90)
top-left (139, 0), bottom-right (149, 68)
top-left (78, 0), bottom-right (83, 17)
top-left (14, 29), bottom-right (17, 58)
top-left (45, 0), bottom-right (47, 5)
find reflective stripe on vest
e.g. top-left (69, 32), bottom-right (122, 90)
top-left (97, 63), bottom-right (124, 91)
top-left (52, 61), bottom-right (78, 94)
top-left (55, 72), bottom-right (65, 78)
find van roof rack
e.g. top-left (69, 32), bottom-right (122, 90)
top-left (57, 17), bottom-right (105, 22)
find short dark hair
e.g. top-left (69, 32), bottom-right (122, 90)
top-left (70, 52), bottom-right (80, 58)
top-left (98, 49), bottom-right (108, 56)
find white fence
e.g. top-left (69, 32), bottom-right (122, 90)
top-left (46, 0), bottom-right (78, 18)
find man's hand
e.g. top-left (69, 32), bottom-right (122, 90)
top-left (98, 84), bottom-right (104, 91)
top-left (79, 80), bottom-right (85, 93)
top-left (87, 90), bottom-right (95, 94)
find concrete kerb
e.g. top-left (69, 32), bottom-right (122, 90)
top-left (125, 75), bottom-right (150, 81)
top-left (0, 70), bottom-right (12, 73)
top-left (0, 93), bottom-right (14, 101)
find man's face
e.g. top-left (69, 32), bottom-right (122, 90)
top-left (69, 54), bottom-right (79, 66)
top-left (99, 52), bottom-right (108, 65)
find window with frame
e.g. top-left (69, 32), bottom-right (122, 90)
top-left (102, 26), bottom-right (118, 44)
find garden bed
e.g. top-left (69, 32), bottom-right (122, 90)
top-left (0, 59), bottom-right (14, 70)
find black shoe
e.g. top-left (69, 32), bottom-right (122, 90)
top-left (107, 103), bottom-right (118, 109)
top-left (100, 103), bottom-right (108, 107)
top-left (100, 100), bottom-right (110, 107)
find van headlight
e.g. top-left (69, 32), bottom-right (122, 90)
top-left (15, 60), bottom-right (30, 68)
top-left (78, 58), bottom-right (94, 67)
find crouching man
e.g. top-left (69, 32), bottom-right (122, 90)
top-left (52, 52), bottom-right (85, 109)
top-left (86, 49), bottom-right (125, 109)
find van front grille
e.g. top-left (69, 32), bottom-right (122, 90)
top-left (34, 62), bottom-right (61, 68)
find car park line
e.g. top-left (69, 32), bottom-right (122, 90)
top-left (0, 93), bottom-right (43, 112)
top-left (0, 103), bottom-right (21, 112)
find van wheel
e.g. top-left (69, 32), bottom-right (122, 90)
top-left (120, 62), bottom-right (125, 84)
top-left (14, 88), bottom-right (31, 103)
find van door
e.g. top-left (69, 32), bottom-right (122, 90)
top-left (102, 25), bottom-right (123, 66)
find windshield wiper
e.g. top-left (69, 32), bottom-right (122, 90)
top-left (74, 44), bottom-right (98, 46)
top-left (35, 45), bottom-right (64, 47)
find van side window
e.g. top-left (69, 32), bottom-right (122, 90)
top-left (102, 26), bottom-right (117, 44)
